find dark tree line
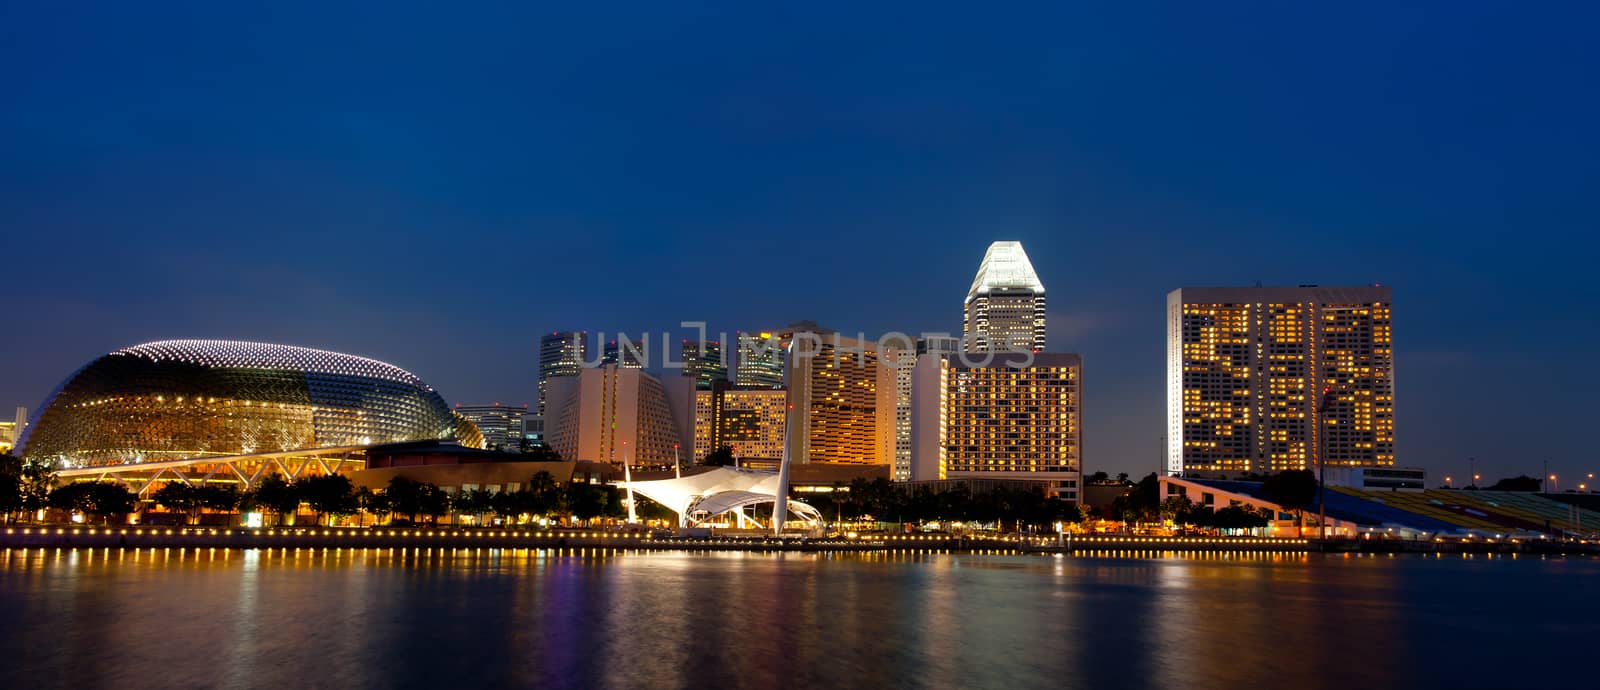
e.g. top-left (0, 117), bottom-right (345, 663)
top-left (800, 478), bottom-right (1085, 531)
top-left (0, 457), bottom-right (642, 527)
top-left (1107, 471), bottom-right (1311, 530)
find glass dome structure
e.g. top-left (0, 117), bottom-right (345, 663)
top-left (20, 339), bottom-right (483, 468)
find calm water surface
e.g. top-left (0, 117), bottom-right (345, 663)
top-left (1, 547), bottom-right (1594, 689)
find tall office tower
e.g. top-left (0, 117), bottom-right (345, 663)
top-left (538, 331), bottom-right (588, 415)
top-left (876, 343), bottom-right (916, 481)
top-left (1166, 285), bottom-right (1394, 476)
top-left (734, 331), bottom-right (785, 389)
top-left (784, 328), bottom-right (883, 465)
top-left (680, 340), bottom-right (728, 390)
top-left (601, 335), bottom-right (648, 369)
top-left (909, 352), bottom-right (1083, 500)
top-left (963, 241), bottom-right (1047, 353)
top-left (544, 365), bottom-right (682, 469)
top-left (453, 403), bottom-right (529, 452)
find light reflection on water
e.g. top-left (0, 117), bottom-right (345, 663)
top-left (1, 548), bottom-right (1595, 690)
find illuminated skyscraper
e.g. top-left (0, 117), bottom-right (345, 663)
top-left (734, 331), bottom-right (784, 389)
top-left (1166, 286), bottom-right (1394, 476)
top-left (784, 327), bottom-right (883, 465)
top-left (909, 352), bottom-right (1082, 500)
top-left (454, 403), bottom-right (529, 452)
top-left (601, 335), bottom-right (647, 369)
top-left (964, 241), bottom-right (1047, 353)
top-left (537, 331), bottom-right (588, 415)
top-left (876, 342), bottom-right (916, 481)
top-left (680, 340), bottom-right (728, 390)
top-left (876, 336), bottom-right (962, 481)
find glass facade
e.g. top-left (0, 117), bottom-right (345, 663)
top-left (734, 332), bottom-right (784, 389)
top-left (454, 403), bottom-right (529, 451)
top-left (681, 340), bottom-right (728, 390)
top-left (537, 331), bottom-right (588, 415)
top-left (21, 339), bottom-right (482, 468)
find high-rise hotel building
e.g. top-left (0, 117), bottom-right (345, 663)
top-left (909, 352), bottom-right (1082, 501)
top-left (1166, 285), bottom-right (1394, 476)
top-left (544, 365), bottom-right (682, 469)
top-left (876, 343), bottom-right (916, 481)
top-left (964, 241), bottom-right (1047, 353)
top-left (784, 326), bottom-right (883, 465)
top-left (537, 331), bottom-right (588, 415)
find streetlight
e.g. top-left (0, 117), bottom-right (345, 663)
top-left (1549, 474), bottom-right (1558, 493)
top-left (1444, 475), bottom-right (1453, 489)
top-left (1469, 457), bottom-right (1477, 489)
top-left (1317, 386), bottom-right (1337, 541)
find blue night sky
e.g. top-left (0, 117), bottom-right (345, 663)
top-left (2, 2), bottom-right (1596, 482)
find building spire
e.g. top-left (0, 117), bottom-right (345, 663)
top-left (963, 241), bottom-right (1048, 352)
top-left (966, 241), bottom-right (1045, 301)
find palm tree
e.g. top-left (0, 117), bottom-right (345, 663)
top-left (383, 477), bottom-right (425, 524)
top-left (253, 475), bottom-right (302, 526)
top-left (353, 486), bottom-right (383, 527)
top-left (153, 482), bottom-right (203, 524)
top-left (299, 474), bottom-right (356, 526)
top-left (197, 485), bottom-right (241, 523)
top-left (453, 489), bottom-right (494, 527)
top-left (527, 471), bottom-right (560, 521)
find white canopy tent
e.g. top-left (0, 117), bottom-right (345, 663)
top-left (619, 467), bottom-right (823, 529)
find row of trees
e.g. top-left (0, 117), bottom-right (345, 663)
top-left (1158, 496), bottom-right (1271, 530)
top-left (164, 472), bottom-right (646, 527)
top-left (800, 478), bottom-right (1085, 531)
top-left (1, 453), bottom-right (651, 527)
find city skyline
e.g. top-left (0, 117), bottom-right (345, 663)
top-left (3, 3), bottom-right (1596, 484)
top-left (5, 7), bottom-right (1600, 690)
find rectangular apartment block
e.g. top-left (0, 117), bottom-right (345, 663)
top-left (1166, 285), bottom-right (1394, 475)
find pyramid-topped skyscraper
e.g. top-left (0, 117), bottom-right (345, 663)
top-left (963, 241), bottom-right (1046, 352)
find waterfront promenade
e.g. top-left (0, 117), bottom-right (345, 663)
top-left (4, 525), bottom-right (1595, 555)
